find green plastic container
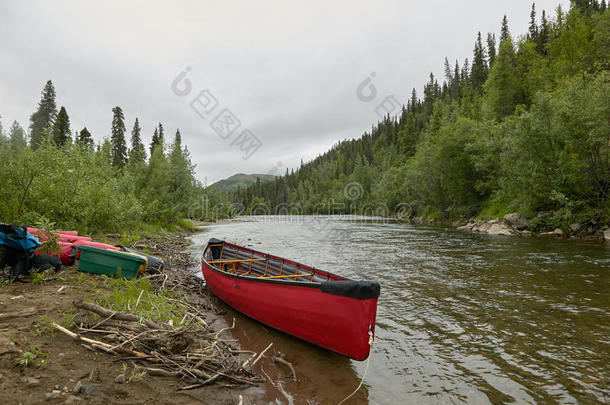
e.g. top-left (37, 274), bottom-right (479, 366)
top-left (77, 246), bottom-right (147, 279)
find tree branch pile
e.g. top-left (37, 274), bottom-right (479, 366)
top-left (54, 300), bottom-right (267, 389)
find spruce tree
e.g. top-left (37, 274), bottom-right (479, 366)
top-left (602, 0), bottom-right (607, 11)
top-left (157, 123), bottom-right (165, 146)
top-left (29, 80), bottom-right (57, 149)
top-left (500, 15), bottom-right (510, 43)
top-left (110, 106), bottom-right (127, 167)
top-left (150, 123), bottom-right (165, 155)
top-left (128, 118), bottom-right (146, 165)
top-left (471, 32), bottom-right (489, 92)
top-left (52, 106), bottom-right (71, 146)
top-left (529, 3), bottom-right (538, 42)
top-left (9, 121), bottom-right (27, 149)
top-left (483, 38), bottom-right (519, 120)
top-left (77, 127), bottom-right (94, 150)
top-left (537, 10), bottom-right (549, 55)
top-left (150, 127), bottom-right (159, 156)
top-left (487, 33), bottom-right (497, 67)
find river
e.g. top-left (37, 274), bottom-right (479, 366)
top-left (188, 215), bottom-right (609, 404)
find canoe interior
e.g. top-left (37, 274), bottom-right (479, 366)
top-left (204, 241), bottom-right (345, 284)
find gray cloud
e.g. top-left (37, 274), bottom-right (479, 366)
top-left (0, 0), bottom-right (569, 183)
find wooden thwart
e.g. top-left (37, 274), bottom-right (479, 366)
top-left (259, 273), bottom-right (314, 280)
top-left (208, 258), bottom-right (266, 264)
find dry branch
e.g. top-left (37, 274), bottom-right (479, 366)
top-left (0, 307), bottom-right (37, 320)
top-left (272, 355), bottom-right (297, 381)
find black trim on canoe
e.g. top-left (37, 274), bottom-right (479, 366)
top-left (320, 280), bottom-right (380, 300)
top-left (203, 238), bottom-right (380, 300)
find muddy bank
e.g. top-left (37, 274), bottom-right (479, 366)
top-left (0, 232), bottom-right (267, 405)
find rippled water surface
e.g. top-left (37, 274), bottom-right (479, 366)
top-left (189, 216), bottom-right (610, 404)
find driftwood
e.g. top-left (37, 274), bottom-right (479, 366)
top-left (59, 299), bottom-right (267, 389)
top-left (272, 355), bottom-right (297, 381)
top-left (0, 307), bottom-right (37, 321)
top-left (73, 300), bottom-right (165, 330)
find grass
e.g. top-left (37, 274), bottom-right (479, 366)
top-left (31, 272), bottom-right (46, 284)
top-left (33, 315), bottom-right (55, 337)
top-left (477, 199), bottom-right (514, 220)
top-left (119, 363), bottom-right (147, 383)
top-left (17, 346), bottom-right (48, 368)
top-left (59, 307), bottom-right (76, 329)
top-left (98, 276), bottom-right (188, 326)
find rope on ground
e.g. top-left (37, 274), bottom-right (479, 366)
top-left (337, 328), bottom-right (374, 405)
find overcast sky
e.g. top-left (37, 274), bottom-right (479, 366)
top-left (0, 0), bottom-right (569, 184)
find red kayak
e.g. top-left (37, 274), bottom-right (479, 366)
top-left (201, 238), bottom-right (380, 360)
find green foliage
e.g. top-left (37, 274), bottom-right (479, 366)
top-left (52, 106), bottom-right (71, 146)
top-left (99, 277), bottom-right (188, 325)
top-left (31, 272), bottom-right (46, 284)
top-left (111, 106), bottom-right (127, 168)
top-left (17, 346), bottom-right (48, 368)
top-left (0, 83), bottom-right (230, 232)
top-left (77, 127), bottom-right (94, 150)
top-left (34, 315), bottom-right (55, 336)
top-left (29, 80), bottom-right (57, 150)
top-left (234, 4), bottom-right (609, 225)
top-left (128, 118), bottom-right (146, 166)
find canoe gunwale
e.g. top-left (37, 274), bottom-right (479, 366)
top-left (200, 238), bottom-right (380, 360)
top-left (202, 239), bottom-right (381, 299)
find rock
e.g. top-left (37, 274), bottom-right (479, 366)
top-left (457, 223), bottom-right (474, 231)
top-left (26, 377), bottom-right (40, 387)
top-left (542, 228), bottom-right (563, 236)
top-left (520, 230), bottom-right (532, 236)
top-left (474, 222), bottom-right (492, 233)
top-left (604, 228), bottom-right (610, 241)
top-left (64, 395), bottom-right (82, 404)
top-left (504, 213), bottom-right (528, 229)
top-left (81, 384), bottom-right (99, 397)
top-left (72, 381), bottom-right (82, 394)
top-left (114, 374), bottom-right (126, 384)
top-left (487, 223), bottom-right (513, 236)
top-left (569, 223), bottom-right (581, 232)
top-left (45, 390), bottom-right (61, 401)
top-left (489, 218), bottom-right (500, 225)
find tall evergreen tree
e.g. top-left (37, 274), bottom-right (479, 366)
top-left (500, 15), bottom-right (510, 43)
top-left (471, 32), bottom-right (489, 92)
top-left (537, 10), bottom-right (549, 54)
top-left (110, 106), bottom-right (127, 168)
top-left (150, 122), bottom-right (165, 154)
top-left (157, 123), bottom-right (165, 146)
top-left (29, 80), bottom-right (57, 149)
top-left (52, 106), bottom-right (71, 146)
top-left (602, 0), bottom-right (607, 11)
top-left (150, 127), bottom-right (159, 156)
top-left (483, 38), bottom-right (520, 120)
top-left (529, 3), bottom-right (539, 42)
top-left (128, 118), bottom-right (146, 165)
top-left (8, 121), bottom-right (27, 149)
top-left (77, 127), bottom-right (94, 150)
top-left (487, 33), bottom-right (497, 67)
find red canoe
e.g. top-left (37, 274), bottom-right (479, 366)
top-left (201, 238), bottom-right (380, 360)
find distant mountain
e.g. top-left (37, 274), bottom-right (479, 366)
top-left (210, 173), bottom-right (277, 192)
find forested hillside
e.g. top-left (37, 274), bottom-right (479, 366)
top-left (234, 2), bottom-right (609, 230)
top-left (211, 173), bottom-right (277, 193)
top-left (0, 81), bottom-right (232, 233)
